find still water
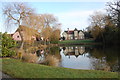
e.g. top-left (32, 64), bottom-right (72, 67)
top-left (37, 45), bottom-right (119, 72)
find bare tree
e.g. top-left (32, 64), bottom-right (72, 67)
top-left (89, 11), bottom-right (107, 27)
top-left (40, 14), bottom-right (58, 28)
top-left (88, 11), bottom-right (107, 43)
top-left (40, 14), bottom-right (61, 44)
top-left (22, 14), bottom-right (43, 31)
top-left (107, 0), bottom-right (120, 27)
top-left (3, 2), bottom-right (34, 49)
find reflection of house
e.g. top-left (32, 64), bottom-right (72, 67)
top-left (63, 46), bottom-right (85, 58)
top-left (11, 25), bottom-right (39, 41)
top-left (62, 28), bottom-right (85, 40)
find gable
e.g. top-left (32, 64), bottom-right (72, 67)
top-left (79, 31), bottom-right (84, 35)
top-left (62, 32), bottom-right (67, 36)
top-left (12, 31), bottom-right (22, 41)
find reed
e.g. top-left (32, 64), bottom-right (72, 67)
top-left (42, 55), bottom-right (60, 67)
top-left (22, 53), bottom-right (38, 63)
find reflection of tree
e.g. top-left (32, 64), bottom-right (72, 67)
top-left (89, 46), bottom-right (119, 72)
top-left (91, 58), bottom-right (110, 71)
top-left (38, 46), bottom-right (61, 67)
top-left (46, 46), bottom-right (61, 60)
top-left (41, 54), bottom-right (60, 67)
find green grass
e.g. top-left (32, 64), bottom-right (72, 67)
top-left (1, 58), bottom-right (118, 78)
top-left (59, 39), bottom-right (97, 45)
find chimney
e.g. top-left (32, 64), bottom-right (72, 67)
top-left (67, 28), bottom-right (69, 34)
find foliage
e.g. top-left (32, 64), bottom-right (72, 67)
top-left (84, 31), bottom-right (93, 39)
top-left (87, 1), bottom-right (120, 45)
top-left (41, 26), bottom-right (61, 44)
top-left (50, 29), bottom-right (61, 44)
top-left (1, 32), bottom-right (17, 57)
top-left (0, 32), bottom-right (2, 56)
top-left (41, 26), bottom-right (53, 41)
top-left (91, 25), bottom-right (103, 40)
top-left (2, 58), bottom-right (118, 78)
top-left (22, 53), bottom-right (38, 63)
top-left (48, 46), bottom-right (60, 55)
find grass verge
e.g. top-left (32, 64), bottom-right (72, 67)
top-left (59, 39), bottom-right (101, 45)
top-left (2, 58), bottom-right (118, 78)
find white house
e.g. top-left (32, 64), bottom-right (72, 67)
top-left (62, 28), bottom-right (85, 40)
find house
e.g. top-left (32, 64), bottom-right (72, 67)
top-left (62, 46), bottom-right (85, 58)
top-left (62, 28), bottom-right (85, 40)
top-left (11, 25), bottom-right (39, 41)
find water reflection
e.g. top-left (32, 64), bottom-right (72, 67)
top-left (28, 45), bottom-right (119, 72)
top-left (36, 47), bottom-right (61, 67)
top-left (62, 46), bottom-right (85, 58)
top-left (88, 46), bottom-right (119, 72)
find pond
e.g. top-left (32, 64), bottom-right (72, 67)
top-left (36, 45), bottom-right (119, 72)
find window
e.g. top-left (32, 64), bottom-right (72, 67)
top-left (71, 37), bottom-right (73, 39)
top-left (75, 37), bottom-right (77, 40)
top-left (17, 36), bottom-right (19, 38)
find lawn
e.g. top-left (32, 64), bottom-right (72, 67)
top-left (1, 58), bottom-right (118, 78)
top-left (59, 39), bottom-right (99, 45)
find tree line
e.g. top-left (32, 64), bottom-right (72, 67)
top-left (86, 0), bottom-right (120, 45)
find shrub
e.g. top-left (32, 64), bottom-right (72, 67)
top-left (1, 32), bottom-right (17, 57)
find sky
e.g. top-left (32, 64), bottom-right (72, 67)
top-left (0, 0), bottom-right (113, 33)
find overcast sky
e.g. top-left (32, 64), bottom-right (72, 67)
top-left (0, 0), bottom-right (113, 33)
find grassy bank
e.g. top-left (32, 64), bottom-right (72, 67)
top-left (59, 39), bottom-right (101, 45)
top-left (1, 58), bottom-right (118, 78)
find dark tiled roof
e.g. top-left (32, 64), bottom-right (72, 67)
top-left (64, 30), bottom-right (84, 34)
top-left (65, 30), bottom-right (74, 34)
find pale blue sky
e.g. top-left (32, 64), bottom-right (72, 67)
top-left (0, 1), bottom-right (108, 33)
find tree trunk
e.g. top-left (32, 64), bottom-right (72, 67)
top-left (117, 13), bottom-right (120, 27)
top-left (101, 33), bottom-right (105, 44)
top-left (20, 41), bottom-right (24, 49)
top-left (18, 25), bottom-right (24, 49)
top-left (100, 28), bottom-right (105, 44)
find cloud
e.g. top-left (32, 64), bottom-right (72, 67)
top-left (55, 9), bottom-right (107, 31)
top-left (55, 10), bottom-right (94, 31)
